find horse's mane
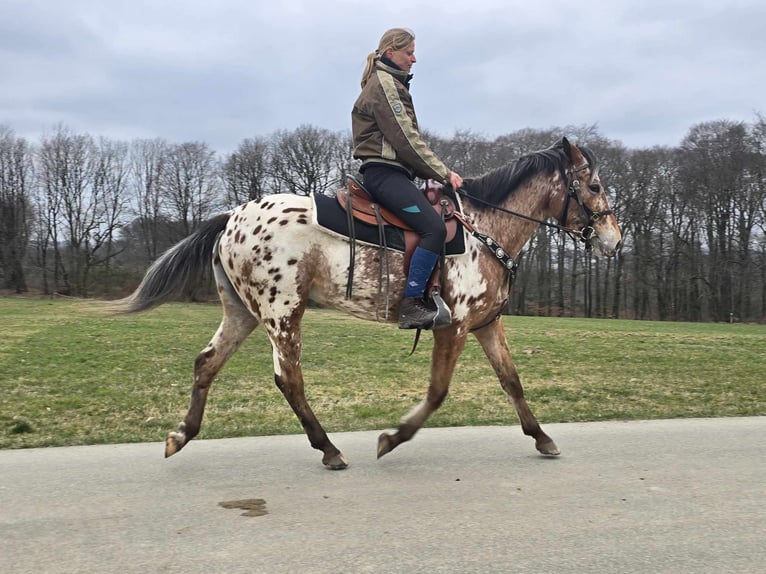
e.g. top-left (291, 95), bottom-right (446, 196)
top-left (462, 141), bottom-right (597, 208)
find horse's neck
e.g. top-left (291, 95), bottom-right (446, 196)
top-left (466, 176), bottom-right (558, 257)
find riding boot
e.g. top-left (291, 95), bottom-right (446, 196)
top-left (398, 247), bottom-right (452, 330)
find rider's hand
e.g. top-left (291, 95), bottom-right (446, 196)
top-left (448, 170), bottom-right (464, 190)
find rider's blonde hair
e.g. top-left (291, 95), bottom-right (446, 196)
top-left (360, 27), bottom-right (415, 88)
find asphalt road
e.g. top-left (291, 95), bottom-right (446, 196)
top-left (2, 417), bottom-right (765, 574)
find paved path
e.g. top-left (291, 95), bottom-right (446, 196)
top-left (2, 417), bottom-right (765, 573)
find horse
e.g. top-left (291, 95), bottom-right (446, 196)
top-left (114, 137), bottom-right (621, 469)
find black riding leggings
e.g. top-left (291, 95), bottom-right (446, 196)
top-left (360, 165), bottom-right (446, 254)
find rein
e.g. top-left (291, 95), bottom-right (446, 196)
top-left (449, 161), bottom-right (611, 331)
top-left (454, 162), bottom-right (608, 245)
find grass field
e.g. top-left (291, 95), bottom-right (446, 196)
top-left (1, 297), bottom-right (764, 449)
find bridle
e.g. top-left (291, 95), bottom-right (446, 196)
top-left (448, 157), bottom-right (614, 332)
top-left (454, 160), bottom-right (612, 249)
top-left (558, 162), bottom-right (613, 250)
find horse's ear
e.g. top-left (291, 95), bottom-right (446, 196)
top-left (562, 136), bottom-right (584, 165)
top-left (562, 136), bottom-right (572, 158)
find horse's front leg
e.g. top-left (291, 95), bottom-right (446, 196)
top-left (377, 326), bottom-right (468, 459)
top-left (472, 319), bottom-right (560, 456)
top-left (266, 321), bottom-right (348, 470)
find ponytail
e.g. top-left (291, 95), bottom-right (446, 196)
top-left (360, 51), bottom-right (378, 88)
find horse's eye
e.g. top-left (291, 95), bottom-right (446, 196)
top-left (588, 184), bottom-right (600, 194)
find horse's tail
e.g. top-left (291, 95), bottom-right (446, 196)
top-left (112, 213), bottom-right (231, 314)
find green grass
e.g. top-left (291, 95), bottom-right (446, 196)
top-left (1, 297), bottom-right (764, 449)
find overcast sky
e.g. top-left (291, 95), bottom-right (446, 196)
top-left (1, 0), bottom-right (763, 153)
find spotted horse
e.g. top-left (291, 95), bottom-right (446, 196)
top-left (114, 138), bottom-right (622, 469)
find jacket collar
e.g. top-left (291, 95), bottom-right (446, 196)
top-left (376, 57), bottom-right (413, 88)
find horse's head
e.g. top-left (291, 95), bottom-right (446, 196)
top-left (559, 137), bottom-right (622, 257)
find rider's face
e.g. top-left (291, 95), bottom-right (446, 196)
top-left (386, 41), bottom-right (416, 72)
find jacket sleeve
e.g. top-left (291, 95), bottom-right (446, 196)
top-left (371, 70), bottom-right (451, 183)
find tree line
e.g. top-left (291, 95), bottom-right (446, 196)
top-left (1, 116), bottom-right (765, 323)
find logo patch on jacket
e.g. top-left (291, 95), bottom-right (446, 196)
top-left (392, 103), bottom-right (402, 114)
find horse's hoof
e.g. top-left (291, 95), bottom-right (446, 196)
top-left (536, 437), bottom-right (561, 456)
top-left (323, 452), bottom-right (349, 470)
top-left (165, 432), bottom-right (187, 458)
top-left (377, 432), bottom-right (394, 459)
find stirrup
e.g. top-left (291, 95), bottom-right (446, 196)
top-left (430, 292), bottom-right (452, 329)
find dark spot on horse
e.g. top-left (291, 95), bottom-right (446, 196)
top-left (213, 253), bottom-right (221, 265)
top-left (252, 224), bottom-right (262, 235)
top-left (270, 286), bottom-right (278, 298)
top-left (282, 207), bottom-right (308, 213)
top-left (267, 318), bottom-right (276, 329)
top-left (279, 219), bottom-right (289, 226)
top-left (274, 274), bottom-right (282, 282)
top-left (287, 258), bottom-right (298, 265)
top-left (297, 217), bottom-right (309, 225)
top-left (263, 235), bottom-right (272, 242)
top-left (226, 229), bottom-right (233, 236)
top-left (244, 291), bottom-right (260, 315)
top-left (242, 260), bottom-right (253, 277)
top-left (471, 250), bottom-right (478, 261)
top-left (267, 217), bottom-right (278, 224)
top-left (264, 252), bottom-right (273, 262)
top-left (234, 230), bottom-right (244, 243)
top-left (278, 317), bottom-right (293, 333)
top-left (227, 257), bottom-right (234, 269)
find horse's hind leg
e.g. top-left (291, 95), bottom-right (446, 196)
top-left (472, 320), bottom-right (559, 455)
top-left (165, 286), bottom-right (259, 457)
top-left (265, 319), bottom-right (348, 470)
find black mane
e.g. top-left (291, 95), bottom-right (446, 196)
top-left (462, 141), bottom-right (597, 208)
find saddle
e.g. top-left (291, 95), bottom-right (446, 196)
top-left (337, 176), bottom-right (459, 274)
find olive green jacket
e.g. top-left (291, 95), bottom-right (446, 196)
top-left (351, 61), bottom-right (450, 183)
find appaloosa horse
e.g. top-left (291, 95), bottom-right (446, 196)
top-left (115, 138), bottom-right (621, 469)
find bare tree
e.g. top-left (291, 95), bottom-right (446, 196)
top-left (160, 141), bottom-right (221, 238)
top-left (35, 127), bottom-right (131, 296)
top-left (221, 136), bottom-right (271, 207)
top-left (270, 125), bottom-right (340, 196)
top-left (90, 137), bottom-right (130, 294)
top-left (0, 126), bottom-right (32, 292)
top-left (129, 138), bottom-right (168, 261)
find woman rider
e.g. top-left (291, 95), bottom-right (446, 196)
top-left (351, 27), bottom-right (464, 330)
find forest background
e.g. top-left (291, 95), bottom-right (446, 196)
top-left (1, 114), bottom-right (765, 323)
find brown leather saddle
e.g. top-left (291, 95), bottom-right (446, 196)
top-left (336, 176), bottom-right (459, 274)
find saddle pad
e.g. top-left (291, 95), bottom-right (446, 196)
top-left (312, 192), bottom-right (466, 256)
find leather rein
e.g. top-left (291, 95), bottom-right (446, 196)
top-left (450, 161), bottom-right (612, 331)
top-left (454, 161), bottom-right (612, 250)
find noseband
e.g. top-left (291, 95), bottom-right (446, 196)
top-left (559, 162), bottom-right (613, 249)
